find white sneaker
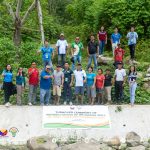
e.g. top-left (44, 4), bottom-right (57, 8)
top-left (28, 102), bottom-right (32, 106)
top-left (5, 102), bottom-right (11, 107)
top-left (64, 101), bottom-right (67, 105)
top-left (69, 102), bottom-right (73, 105)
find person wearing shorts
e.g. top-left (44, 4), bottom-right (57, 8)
top-left (74, 63), bottom-right (86, 104)
top-left (96, 68), bottom-right (105, 104)
top-left (53, 65), bottom-right (64, 105)
top-left (86, 66), bottom-right (96, 105)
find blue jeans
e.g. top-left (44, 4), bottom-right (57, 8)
top-left (87, 54), bottom-right (97, 70)
top-left (43, 60), bottom-right (53, 72)
top-left (58, 54), bottom-right (66, 67)
top-left (129, 82), bottom-right (137, 104)
top-left (72, 55), bottom-right (81, 70)
top-left (99, 40), bottom-right (105, 55)
top-left (40, 88), bottom-right (51, 105)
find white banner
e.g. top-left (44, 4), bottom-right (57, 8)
top-left (43, 105), bottom-right (111, 129)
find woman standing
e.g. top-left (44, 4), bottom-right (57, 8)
top-left (16, 67), bottom-right (26, 105)
top-left (96, 68), bottom-right (105, 104)
top-left (2, 64), bottom-right (13, 107)
top-left (128, 66), bottom-right (137, 107)
top-left (86, 66), bottom-right (96, 105)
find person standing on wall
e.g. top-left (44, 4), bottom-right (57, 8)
top-left (2, 64), bottom-right (13, 107)
top-left (87, 35), bottom-right (99, 71)
top-left (111, 27), bottom-right (121, 56)
top-left (28, 62), bottom-right (39, 106)
top-left (127, 26), bottom-right (138, 61)
top-left (71, 37), bottom-right (84, 70)
top-left (97, 26), bottom-right (107, 56)
top-left (37, 39), bottom-right (54, 69)
top-left (56, 33), bottom-right (68, 67)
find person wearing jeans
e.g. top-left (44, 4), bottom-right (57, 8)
top-left (28, 62), bottom-right (39, 106)
top-left (40, 65), bottom-right (53, 106)
top-left (87, 35), bottom-right (98, 70)
top-left (128, 66), bottom-right (137, 107)
top-left (97, 26), bottom-right (107, 55)
top-left (56, 33), bottom-right (68, 67)
top-left (127, 26), bottom-right (138, 60)
top-left (114, 62), bottom-right (126, 103)
top-left (71, 37), bottom-right (84, 70)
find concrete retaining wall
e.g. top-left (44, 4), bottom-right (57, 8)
top-left (0, 105), bottom-right (150, 145)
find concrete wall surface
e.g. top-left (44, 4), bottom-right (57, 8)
top-left (0, 105), bottom-right (150, 145)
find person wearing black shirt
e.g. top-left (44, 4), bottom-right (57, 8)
top-left (63, 62), bottom-right (74, 105)
top-left (104, 69), bottom-right (113, 104)
top-left (87, 35), bottom-right (99, 70)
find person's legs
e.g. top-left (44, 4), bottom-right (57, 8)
top-left (72, 55), bottom-right (77, 70)
top-left (58, 54), bottom-right (61, 65)
top-left (91, 87), bottom-right (96, 105)
top-left (28, 85), bottom-right (33, 103)
top-left (99, 40), bottom-right (105, 55)
top-left (4, 82), bottom-right (10, 103)
top-left (67, 85), bottom-right (72, 103)
top-left (40, 88), bottom-right (46, 105)
top-left (118, 81), bottom-right (123, 102)
top-left (33, 85), bottom-right (37, 104)
top-left (62, 54), bottom-right (66, 67)
top-left (80, 86), bottom-right (84, 104)
top-left (112, 43), bottom-right (117, 56)
top-left (63, 83), bottom-right (68, 103)
top-left (56, 85), bottom-right (61, 105)
top-left (115, 81), bottom-right (120, 102)
top-left (45, 89), bottom-right (51, 105)
top-left (107, 86), bottom-right (112, 102)
top-left (129, 44), bottom-right (135, 60)
top-left (132, 44), bottom-right (135, 60)
top-left (17, 85), bottom-right (22, 105)
top-left (53, 85), bottom-right (57, 105)
top-left (78, 55), bottom-right (82, 63)
top-left (87, 55), bottom-right (92, 70)
top-left (130, 83), bottom-right (137, 105)
top-left (75, 86), bottom-right (80, 104)
top-left (93, 54), bottom-right (97, 70)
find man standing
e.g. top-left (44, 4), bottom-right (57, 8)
top-left (111, 27), bottom-right (121, 56)
top-left (53, 65), bottom-right (64, 105)
top-left (114, 43), bottom-right (125, 68)
top-left (87, 35), bottom-right (98, 71)
top-left (71, 37), bottom-right (84, 70)
top-left (56, 33), bottom-right (68, 67)
top-left (28, 62), bottom-right (39, 106)
top-left (63, 62), bottom-right (74, 105)
top-left (127, 26), bottom-right (138, 61)
top-left (114, 62), bottom-right (126, 103)
top-left (74, 63), bottom-right (86, 104)
top-left (40, 65), bottom-right (53, 106)
top-left (37, 39), bottom-right (54, 69)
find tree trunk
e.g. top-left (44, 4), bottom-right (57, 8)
top-left (13, 18), bottom-right (22, 46)
top-left (37, 0), bottom-right (45, 45)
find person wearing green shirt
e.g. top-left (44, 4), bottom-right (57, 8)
top-left (71, 37), bottom-right (84, 70)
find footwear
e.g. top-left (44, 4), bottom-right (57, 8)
top-left (46, 103), bottom-right (49, 106)
top-left (28, 102), bottom-right (32, 106)
top-left (40, 103), bottom-right (44, 106)
top-left (64, 101), bottom-right (67, 105)
top-left (69, 101), bottom-right (73, 105)
top-left (5, 102), bottom-right (11, 107)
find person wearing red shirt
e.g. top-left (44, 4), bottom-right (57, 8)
top-left (28, 62), bottom-right (39, 106)
top-left (97, 26), bottom-right (107, 56)
top-left (114, 43), bottom-right (125, 68)
top-left (96, 68), bottom-right (105, 104)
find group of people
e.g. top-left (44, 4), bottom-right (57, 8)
top-left (1, 26), bottom-right (138, 107)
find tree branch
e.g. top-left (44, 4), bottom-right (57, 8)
top-left (4, 1), bottom-right (15, 21)
top-left (21, 0), bottom-right (36, 25)
top-left (16, 0), bottom-right (22, 18)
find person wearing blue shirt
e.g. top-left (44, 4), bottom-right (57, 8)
top-left (40, 65), bottom-right (53, 105)
top-left (37, 39), bottom-right (54, 69)
top-left (127, 26), bottom-right (138, 60)
top-left (111, 27), bottom-right (121, 56)
top-left (86, 66), bottom-right (96, 105)
top-left (2, 64), bottom-right (13, 107)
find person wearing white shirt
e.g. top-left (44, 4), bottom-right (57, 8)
top-left (56, 33), bottom-right (68, 67)
top-left (73, 63), bottom-right (86, 104)
top-left (114, 62), bottom-right (126, 103)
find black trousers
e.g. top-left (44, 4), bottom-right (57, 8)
top-left (115, 81), bottom-right (123, 101)
top-left (63, 83), bottom-right (72, 102)
top-left (129, 44), bottom-right (135, 59)
top-left (3, 82), bottom-right (13, 103)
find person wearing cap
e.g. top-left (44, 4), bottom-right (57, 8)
top-left (40, 65), bottom-right (53, 106)
top-left (63, 62), bottom-right (74, 105)
top-left (73, 63), bottom-right (86, 104)
top-left (111, 27), bottom-right (121, 56)
top-left (53, 65), bottom-right (64, 105)
top-left (114, 43), bottom-right (125, 68)
top-left (114, 62), bottom-right (126, 103)
top-left (56, 33), bottom-right (68, 67)
top-left (37, 39), bottom-right (54, 69)
top-left (71, 37), bottom-right (84, 70)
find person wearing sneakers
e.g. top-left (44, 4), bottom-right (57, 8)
top-left (74, 63), bottom-right (86, 105)
top-left (53, 65), bottom-right (64, 105)
top-left (28, 62), bottom-right (39, 106)
top-left (63, 62), bottom-right (74, 105)
top-left (40, 65), bottom-right (53, 106)
top-left (2, 64), bottom-right (13, 107)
